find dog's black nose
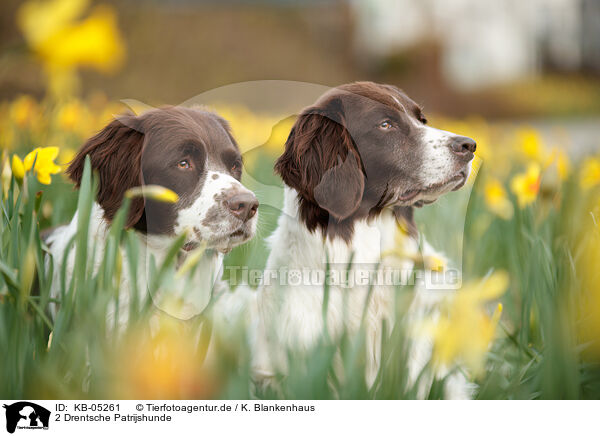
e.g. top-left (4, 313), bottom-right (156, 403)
top-left (450, 136), bottom-right (476, 155)
top-left (224, 192), bottom-right (259, 222)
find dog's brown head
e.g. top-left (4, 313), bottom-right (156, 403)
top-left (275, 81), bottom-right (475, 241)
top-left (67, 106), bottom-right (258, 253)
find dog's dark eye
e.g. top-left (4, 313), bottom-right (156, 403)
top-left (231, 160), bottom-right (241, 173)
top-left (419, 117), bottom-right (428, 125)
top-left (379, 120), bottom-right (393, 130)
top-left (177, 159), bottom-right (191, 169)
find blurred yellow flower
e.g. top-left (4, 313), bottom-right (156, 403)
top-left (423, 254), bottom-right (447, 272)
top-left (264, 117), bottom-right (294, 155)
top-left (510, 163), bottom-right (541, 208)
top-left (580, 157), bottom-right (600, 190)
top-left (551, 149), bottom-right (571, 181)
top-left (0, 121), bottom-right (15, 151)
top-left (382, 221), bottom-right (447, 272)
top-left (484, 179), bottom-right (514, 219)
top-left (424, 271), bottom-right (509, 375)
top-left (217, 105), bottom-right (290, 157)
top-left (58, 147), bottom-right (76, 168)
top-left (18, 0), bottom-right (125, 98)
top-left (56, 100), bottom-right (84, 131)
top-left (11, 155), bottom-right (26, 182)
top-left (518, 128), bottom-right (549, 164)
top-left (23, 146), bottom-right (61, 185)
top-left (17, 0), bottom-right (88, 46)
top-left (114, 318), bottom-right (219, 399)
top-left (126, 185), bottom-right (179, 203)
top-left (9, 95), bottom-right (40, 128)
top-left (38, 6), bottom-right (125, 73)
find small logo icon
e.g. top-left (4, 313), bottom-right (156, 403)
top-left (2, 402), bottom-right (50, 434)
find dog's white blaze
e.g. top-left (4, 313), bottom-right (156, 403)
top-left (392, 94), bottom-right (466, 187)
top-left (174, 170), bottom-right (250, 241)
top-left (419, 125), bottom-right (457, 186)
top-left (392, 96), bottom-right (421, 129)
top-left (392, 95), bottom-right (464, 187)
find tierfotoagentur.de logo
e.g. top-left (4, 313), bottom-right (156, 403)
top-left (2, 402), bottom-right (50, 434)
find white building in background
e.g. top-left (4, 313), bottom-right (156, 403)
top-left (350, 0), bottom-right (595, 90)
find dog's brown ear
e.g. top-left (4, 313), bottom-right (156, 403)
top-left (314, 153), bottom-right (364, 220)
top-left (67, 115), bottom-right (145, 227)
top-left (275, 98), bottom-right (364, 221)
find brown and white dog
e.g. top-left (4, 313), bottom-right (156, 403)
top-left (253, 82), bottom-right (475, 398)
top-left (46, 106), bottom-right (258, 324)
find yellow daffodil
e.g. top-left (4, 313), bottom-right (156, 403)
top-left (0, 121), bottom-right (15, 151)
top-left (518, 128), bottom-right (549, 164)
top-left (264, 117), bottom-right (294, 155)
top-left (125, 185), bottom-right (179, 203)
top-left (9, 95), bottom-right (39, 128)
top-left (56, 100), bottom-right (84, 131)
top-left (423, 254), bottom-right (447, 272)
top-left (36, 6), bottom-right (125, 73)
top-left (58, 147), bottom-right (76, 168)
top-left (18, 0), bottom-right (125, 98)
top-left (17, 0), bottom-right (88, 46)
top-left (11, 155), bottom-right (26, 182)
top-left (580, 157), bottom-right (600, 190)
top-left (510, 163), bottom-right (541, 208)
top-left (553, 149), bottom-right (571, 181)
top-left (113, 319), bottom-right (219, 399)
top-left (23, 146), bottom-right (61, 185)
top-left (216, 105), bottom-right (289, 156)
top-left (424, 271), bottom-right (509, 375)
top-left (484, 179), bottom-right (514, 219)
top-left (382, 221), bottom-right (447, 272)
